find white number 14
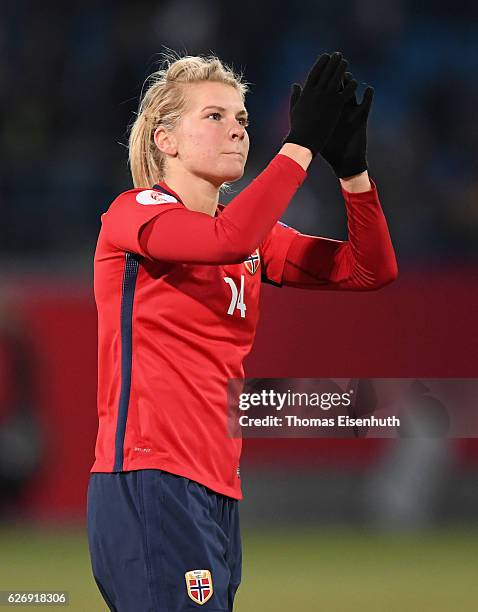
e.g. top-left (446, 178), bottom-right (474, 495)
top-left (224, 275), bottom-right (247, 318)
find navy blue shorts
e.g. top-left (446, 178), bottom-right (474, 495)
top-left (86, 469), bottom-right (242, 611)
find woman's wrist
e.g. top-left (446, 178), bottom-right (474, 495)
top-left (339, 171), bottom-right (372, 193)
top-left (278, 143), bottom-right (313, 171)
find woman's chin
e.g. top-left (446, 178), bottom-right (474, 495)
top-left (220, 165), bottom-right (245, 183)
top-left (223, 171), bottom-right (244, 183)
top-left (208, 171), bottom-right (244, 187)
top-left (198, 161), bottom-right (246, 187)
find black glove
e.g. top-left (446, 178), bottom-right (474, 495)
top-left (320, 71), bottom-right (374, 178)
top-left (283, 52), bottom-right (358, 157)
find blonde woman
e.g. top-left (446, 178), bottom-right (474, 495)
top-left (87, 51), bottom-right (397, 611)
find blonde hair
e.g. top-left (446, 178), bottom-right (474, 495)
top-left (128, 51), bottom-right (249, 188)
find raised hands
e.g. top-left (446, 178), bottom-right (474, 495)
top-left (284, 52), bottom-right (358, 157)
top-left (320, 71), bottom-right (374, 178)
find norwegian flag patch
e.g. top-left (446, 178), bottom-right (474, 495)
top-left (244, 248), bottom-right (260, 275)
top-left (185, 569), bottom-right (213, 605)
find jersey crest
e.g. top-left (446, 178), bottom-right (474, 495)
top-left (185, 569), bottom-right (213, 605)
top-left (244, 248), bottom-right (260, 275)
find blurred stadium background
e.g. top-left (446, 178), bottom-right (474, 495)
top-left (1, 1), bottom-right (477, 610)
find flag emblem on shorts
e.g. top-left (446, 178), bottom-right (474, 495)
top-left (185, 569), bottom-right (214, 605)
top-left (244, 248), bottom-right (260, 275)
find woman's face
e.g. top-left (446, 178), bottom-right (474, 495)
top-left (162, 81), bottom-right (250, 186)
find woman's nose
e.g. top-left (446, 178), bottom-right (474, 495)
top-left (230, 123), bottom-right (245, 140)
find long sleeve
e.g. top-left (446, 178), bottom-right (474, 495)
top-left (138, 154), bottom-right (306, 265)
top-left (281, 179), bottom-right (398, 290)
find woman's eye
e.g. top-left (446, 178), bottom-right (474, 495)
top-left (206, 113), bottom-right (249, 127)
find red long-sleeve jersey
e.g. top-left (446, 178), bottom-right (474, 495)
top-left (91, 153), bottom-right (397, 499)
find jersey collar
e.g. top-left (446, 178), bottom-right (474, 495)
top-left (152, 181), bottom-right (184, 204)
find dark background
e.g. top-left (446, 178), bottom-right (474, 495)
top-left (1, 0), bottom-right (477, 266)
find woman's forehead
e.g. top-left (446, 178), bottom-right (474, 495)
top-left (184, 81), bottom-right (245, 112)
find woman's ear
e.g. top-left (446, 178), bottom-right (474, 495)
top-left (154, 126), bottom-right (178, 157)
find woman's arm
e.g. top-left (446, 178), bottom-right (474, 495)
top-left (281, 177), bottom-right (398, 290)
top-left (140, 152), bottom-right (308, 265)
top-left (281, 68), bottom-right (398, 290)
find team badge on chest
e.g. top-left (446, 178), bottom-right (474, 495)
top-left (185, 569), bottom-right (214, 605)
top-left (244, 248), bottom-right (260, 275)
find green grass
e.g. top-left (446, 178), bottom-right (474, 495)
top-left (238, 528), bottom-right (478, 612)
top-left (1, 525), bottom-right (477, 611)
top-left (0, 525), bottom-right (102, 610)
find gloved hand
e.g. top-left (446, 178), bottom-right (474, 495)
top-left (283, 52), bottom-right (358, 157)
top-left (320, 71), bottom-right (374, 178)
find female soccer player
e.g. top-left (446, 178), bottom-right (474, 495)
top-left (87, 51), bottom-right (397, 611)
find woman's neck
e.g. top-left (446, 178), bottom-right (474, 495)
top-left (163, 166), bottom-right (220, 217)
